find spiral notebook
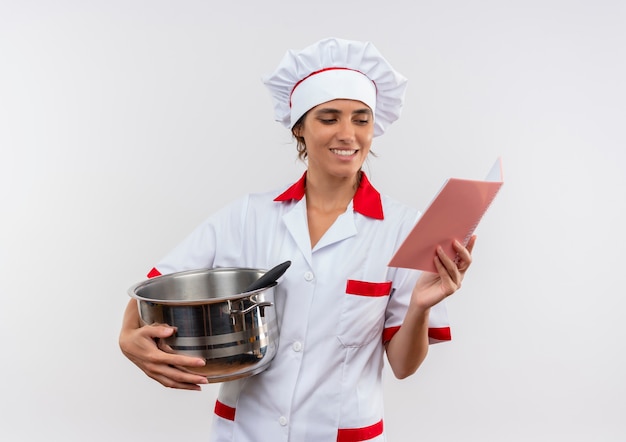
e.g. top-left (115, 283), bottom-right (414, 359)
top-left (388, 157), bottom-right (504, 272)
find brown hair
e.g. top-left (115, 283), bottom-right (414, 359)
top-left (291, 114), bottom-right (308, 162)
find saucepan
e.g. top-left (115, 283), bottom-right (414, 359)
top-left (127, 261), bottom-right (291, 383)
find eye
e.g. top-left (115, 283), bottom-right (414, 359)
top-left (318, 118), bottom-right (337, 124)
top-left (353, 118), bottom-right (370, 125)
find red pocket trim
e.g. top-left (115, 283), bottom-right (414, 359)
top-left (214, 400), bottom-right (236, 421)
top-left (337, 419), bottom-right (384, 442)
top-left (346, 280), bottom-right (392, 297)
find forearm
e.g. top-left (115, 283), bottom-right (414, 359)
top-left (121, 299), bottom-right (141, 331)
top-left (385, 303), bottom-right (430, 379)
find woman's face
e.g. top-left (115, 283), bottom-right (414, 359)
top-left (296, 99), bottom-right (374, 181)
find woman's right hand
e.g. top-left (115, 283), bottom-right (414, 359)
top-left (119, 301), bottom-right (208, 391)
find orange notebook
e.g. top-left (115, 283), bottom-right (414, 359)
top-left (388, 157), bottom-right (504, 272)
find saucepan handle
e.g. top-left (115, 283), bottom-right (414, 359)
top-left (229, 295), bottom-right (273, 315)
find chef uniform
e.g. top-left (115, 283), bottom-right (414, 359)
top-left (147, 38), bottom-right (452, 442)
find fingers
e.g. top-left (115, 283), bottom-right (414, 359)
top-left (466, 235), bottom-right (477, 253)
top-left (142, 360), bottom-right (209, 391)
top-left (415, 237), bottom-right (477, 309)
top-left (436, 245), bottom-right (460, 274)
top-left (142, 323), bottom-right (176, 339)
top-left (435, 248), bottom-right (460, 292)
top-left (121, 323), bottom-right (208, 390)
top-left (435, 236), bottom-right (477, 293)
top-left (138, 324), bottom-right (206, 367)
top-left (452, 236), bottom-right (476, 273)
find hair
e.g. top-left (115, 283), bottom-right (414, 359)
top-left (291, 114), bottom-right (308, 162)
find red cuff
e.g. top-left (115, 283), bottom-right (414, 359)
top-left (382, 326), bottom-right (452, 343)
top-left (214, 400), bottom-right (236, 421)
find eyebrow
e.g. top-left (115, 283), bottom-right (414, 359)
top-left (313, 107), bottom-right (373, 116)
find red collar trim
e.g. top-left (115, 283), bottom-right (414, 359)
top-left (274, 172), bottom-right (384, 220)
top-left (274, 172), bottom-right (307, 201)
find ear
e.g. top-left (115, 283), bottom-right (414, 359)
top-left (292, 123), bottom-right (303, 138)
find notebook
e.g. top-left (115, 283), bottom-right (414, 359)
top-left (388, 157), bottom-right (504, 272)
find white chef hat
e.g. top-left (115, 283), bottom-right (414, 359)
top-left (263, 37), bottom-right (408, 137)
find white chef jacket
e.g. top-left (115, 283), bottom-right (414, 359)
top-left (148, 172), bottom-right (451, 442)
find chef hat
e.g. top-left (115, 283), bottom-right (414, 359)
top-left (263, 37), bottom-right (408, 137)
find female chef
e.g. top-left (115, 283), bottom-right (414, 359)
top-left (119, 37), bottom-right (475, 441)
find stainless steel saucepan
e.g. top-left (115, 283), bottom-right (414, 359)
top-left (128, 263), bottom-right (290, 383)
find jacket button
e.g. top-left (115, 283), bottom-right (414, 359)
top-left (292, 341), bottom-right (303, 352)
top-left (304, 271), bottom-right (314, 281)
top-left (278, 416), bottom-right (288, 426)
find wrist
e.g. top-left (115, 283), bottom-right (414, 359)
top-left (406, 302), bottom-right (430, 325)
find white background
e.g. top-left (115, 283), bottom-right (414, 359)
top-left (1, 1), bottom-right (625, 441)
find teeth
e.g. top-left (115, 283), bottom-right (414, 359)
top-left (331, 149), bottom-right (357, 156)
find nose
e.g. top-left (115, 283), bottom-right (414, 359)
top-left (336, 119), bottom-right (355, 143)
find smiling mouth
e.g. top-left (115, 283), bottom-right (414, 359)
top-left (330, 149), bottom-right (358, 156)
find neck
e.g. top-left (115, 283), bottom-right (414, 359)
top-left (305, 169), bottom-right (360, 213)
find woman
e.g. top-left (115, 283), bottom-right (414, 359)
top-left (120, 37), bottom-right (475, 441)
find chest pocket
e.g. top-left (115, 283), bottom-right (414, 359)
top-left (336, 280), bottom-right (392, 348)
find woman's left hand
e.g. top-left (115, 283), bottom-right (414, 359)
top-left (412, 235), bottom-right (477, 309)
